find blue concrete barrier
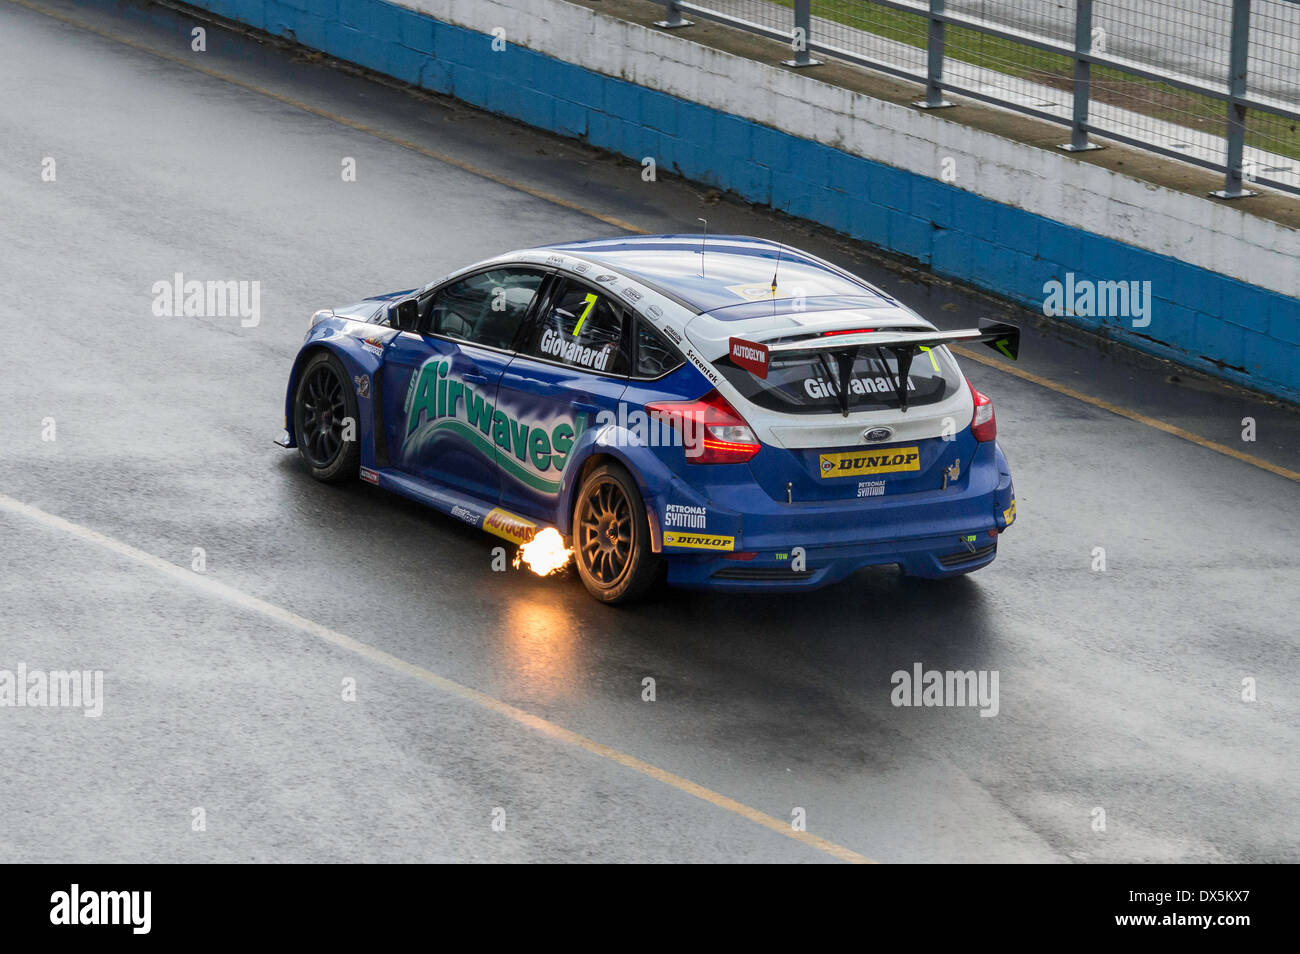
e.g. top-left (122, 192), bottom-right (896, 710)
top-left (185, 0), bottom-right (1300, 401)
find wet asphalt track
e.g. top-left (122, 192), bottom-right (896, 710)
top-left (2, 0), bottom-right (1298, 863)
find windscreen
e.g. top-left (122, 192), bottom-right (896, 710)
top-left (714, 344), bottom-right (962, 414)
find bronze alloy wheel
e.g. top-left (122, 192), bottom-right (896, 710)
top-left (572, 462), bottom-right (661, 604)
top-left (577, 475), bottom-right (633, 587)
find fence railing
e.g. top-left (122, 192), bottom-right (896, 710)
top-left (656, 0), bottom-right (1300, 198)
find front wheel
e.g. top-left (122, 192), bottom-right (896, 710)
top-left (573, 462), bottom-right (661, 604)
top-left (292, 351), bottom-right (361, 483)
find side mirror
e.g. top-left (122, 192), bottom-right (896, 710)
top-left (391, 299), bottom-right (418, 331)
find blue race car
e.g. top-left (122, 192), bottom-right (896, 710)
top-left (277, 235), bottom-right (1019, 603)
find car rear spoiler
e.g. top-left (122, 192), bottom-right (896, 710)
top-left (727, 319), bottom-right (1020, 416)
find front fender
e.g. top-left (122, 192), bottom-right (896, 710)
top-left (281, 319), bottom-right (394, 465)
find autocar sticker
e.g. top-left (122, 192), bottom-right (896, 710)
top-left (483, 508), bottom-right (537, 545)
top-left (403, 357), bottom-right (588, 495)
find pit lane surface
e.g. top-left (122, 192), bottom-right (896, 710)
top-left (2, 0), bottom-right (1298, 863)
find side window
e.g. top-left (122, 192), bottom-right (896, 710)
top-left (524, 280), bottom-right (629, 375)
top-left (634, 320), bottom-right (684, 378)
top-left (426, 268), bottom-right (544, 350)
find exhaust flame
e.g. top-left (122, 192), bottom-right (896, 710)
top-left (515, 528), bottom-right (573, 576)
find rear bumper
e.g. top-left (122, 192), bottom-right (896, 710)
top-left (655, 441), bottom-right (1015, 591)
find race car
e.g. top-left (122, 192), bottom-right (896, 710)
top-left (276, 235), bottom-right (1019, 603)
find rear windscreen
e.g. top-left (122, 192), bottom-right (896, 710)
top-left (715, 345), bottom-right (961, 414)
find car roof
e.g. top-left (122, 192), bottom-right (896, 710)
top-left (546, 235), bottom-right (895, 315)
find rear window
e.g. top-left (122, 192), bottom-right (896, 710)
top-left (714, 345), bottom-right (961, 414)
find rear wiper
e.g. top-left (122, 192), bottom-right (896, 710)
top-left (879, 345), bottom-right (915, 413)
top-left (815, 351), bottom-right (849, 417)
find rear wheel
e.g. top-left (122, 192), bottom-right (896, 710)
top-left (293, 351), bottom-right (360, 483)
top-left (573, 463), bottom-right (660, 604)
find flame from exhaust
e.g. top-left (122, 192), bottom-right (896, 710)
top-left (514, 527), bottom-right (573, 576)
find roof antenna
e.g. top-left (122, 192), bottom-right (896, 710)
top-left (697, 218), bottom-right (708, 278)
top-left (770, 241), bottom-right (784, 293)
top-left (770, 241), bottom-right (785, 315)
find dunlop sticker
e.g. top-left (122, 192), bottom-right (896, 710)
top-left (662, 531), bottom-right (735, 551)
top-left (819, 447), bottom-right (921, 478)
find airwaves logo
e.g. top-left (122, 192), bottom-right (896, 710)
top-left (404, 358), bottom-right (587, 494)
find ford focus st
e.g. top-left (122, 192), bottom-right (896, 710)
top-left (276, 235), bottom-right (1020, 603)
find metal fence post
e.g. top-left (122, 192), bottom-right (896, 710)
top-left (914, 0), bottom-right (953, 108)
top-left (783, 0), bottom-right (822, 67)
top-left (654, 2), bottom-right (693, 29)
top-left (1212, 0), bottom-right (1258, 198)
top-left (1061, 0), bottom-right (1103, 151)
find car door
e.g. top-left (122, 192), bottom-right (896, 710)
top-left (495, 275), bottom-right (632, 521)
top-left (380, 266), bottom-right (547, 504)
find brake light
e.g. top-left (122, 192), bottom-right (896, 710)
top-left (967, 378), bottom-right (996, 442)
top-left (645, 390), bottom-right (761, 464)
top-left (821, 328), bottom-right (875, 337)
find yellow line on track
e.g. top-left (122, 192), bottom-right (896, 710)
top-left (0, 492), bottom-right (874, 864)
top-left (952, 345), bottom-right (1300, 483)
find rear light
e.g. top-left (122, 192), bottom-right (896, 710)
top-left (967, 378), bottom-right (996, 442)
top-left (645, 389), bottom-right (761, 464)
top-left (820, 328), bottom-right (875, 337)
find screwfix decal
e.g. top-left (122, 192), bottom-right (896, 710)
top-left (450, 505), bottom-right (480, 527)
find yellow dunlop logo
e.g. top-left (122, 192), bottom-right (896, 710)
top-left (819, 446), bottom-right (921, 478)
top-left (1003, 498), bottom-right (1017, 526)
top-left (662, 532), bottom-right (735, 551)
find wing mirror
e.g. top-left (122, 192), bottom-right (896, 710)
top-left (390, 298), bottom-right (418, 331)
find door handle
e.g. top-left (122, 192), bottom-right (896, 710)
top-left (463, 373), bottom-right (488, 385)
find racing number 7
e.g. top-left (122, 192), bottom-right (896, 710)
top-left (572, 293), bottom-right (598, 337)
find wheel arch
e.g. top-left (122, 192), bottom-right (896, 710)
top-left (558, 448), bottom-right (661, 553)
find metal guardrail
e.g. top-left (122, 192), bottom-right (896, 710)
top-left (657, 0), bottom-right (1300, 198)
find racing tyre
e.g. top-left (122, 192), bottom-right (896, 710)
top-left (293, 351), bottom-right (361, 483)
top-left (573, 462), bottom-right (661, 604)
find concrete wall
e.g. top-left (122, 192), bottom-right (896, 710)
top-left (185, 0), bottom-right (1300, 401)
